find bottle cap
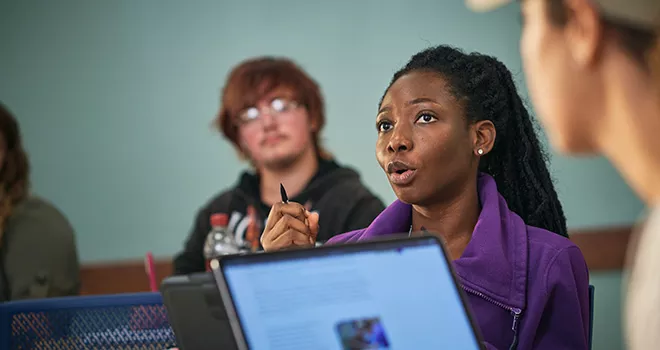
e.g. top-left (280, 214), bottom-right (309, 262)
top-left (210, 213), bottom-right (228, 228)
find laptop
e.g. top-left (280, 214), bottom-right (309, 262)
top-left (211, 235), bottom-right (484, 350)
top-left (160, 272), bottom-right (238, 350)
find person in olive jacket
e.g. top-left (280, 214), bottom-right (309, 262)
top-left (0, 102), bottom-right (80, 302)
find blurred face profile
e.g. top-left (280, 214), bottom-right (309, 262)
top-left (236, 87), bottom-right (315, 169)
top-left (520, 0), bottom-right (600, 153)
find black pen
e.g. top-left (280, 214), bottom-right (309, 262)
top-left (280, 183), bottom-right (289, 203)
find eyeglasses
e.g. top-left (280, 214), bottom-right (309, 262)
top-left (236, 98), bottom-right (301, 125)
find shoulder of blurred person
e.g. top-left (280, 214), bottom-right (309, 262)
top-left (0, 195), bottom-right (80, 301)
top-left (626, 206), bottom-right (660, 349)
top-left (172, 156), bottom-right (384, 275)
top-left (203, 156), bottom-right (384, 236)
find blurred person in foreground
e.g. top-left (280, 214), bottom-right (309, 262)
top-left (173, 57), bottom-right (385, 275)
top-left (0, 102), bottom-right (80, 301)
top-left (467, 0), bottom-right (660, 348)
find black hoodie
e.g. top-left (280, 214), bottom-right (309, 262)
top-left (173, 158), bottom-right (385, 275)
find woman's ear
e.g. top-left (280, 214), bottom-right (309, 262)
top-left (472, 120), bottom-right (496, 156)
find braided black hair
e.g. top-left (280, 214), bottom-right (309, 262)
top-left (384, 45), bottom-right (568, 237)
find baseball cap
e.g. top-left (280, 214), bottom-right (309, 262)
top-left (465, 0), bottom-right (660, 30)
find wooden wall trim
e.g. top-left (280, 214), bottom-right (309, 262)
top-left (79, 226), bottom-right (633, 295)
top-left (570, 226), bottom-right (632, 272)
top-left (80, 259), bottom-right (173, 295)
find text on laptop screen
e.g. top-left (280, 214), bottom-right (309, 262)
top-left (222, 241), bottom-right (481, 350)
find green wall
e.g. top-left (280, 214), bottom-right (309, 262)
top-left (0, 1), bottom-right (642, 349)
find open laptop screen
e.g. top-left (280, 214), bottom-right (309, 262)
top-left (216, 236), bottom-right (482, 350)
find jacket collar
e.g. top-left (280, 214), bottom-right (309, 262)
top-left (360, 173), bottom-right (528, 310)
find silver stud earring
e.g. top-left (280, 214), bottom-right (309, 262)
top-left (477, 149), bottom-right (484, 155)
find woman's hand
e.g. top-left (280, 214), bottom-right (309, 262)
top-left (261, 202), bottom-right (319, 252)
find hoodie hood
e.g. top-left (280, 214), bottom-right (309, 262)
top-left (232, 157), bottom-right (363, 213)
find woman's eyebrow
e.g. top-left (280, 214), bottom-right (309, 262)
top-left (406, 97), bottom-right (439, 106)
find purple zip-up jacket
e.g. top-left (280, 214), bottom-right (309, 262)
top-left (327, 174), bottom-right (590, 350)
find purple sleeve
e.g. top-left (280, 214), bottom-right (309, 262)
top-left (325, 229), bottom-right (364, 245)
top-left (532, 246), bottom-right (590, 349)
top-left (325, 234), bottom-right (347, 245)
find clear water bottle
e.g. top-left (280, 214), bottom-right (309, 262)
top-left (203, 213), bottom-right (242, 270)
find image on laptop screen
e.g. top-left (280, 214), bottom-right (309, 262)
top-left (219, 239), bottom-right (482, 350)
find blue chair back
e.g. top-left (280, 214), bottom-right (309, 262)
top-left (0, 292), bottom-right (176, 350)
top-left (589, 284), bottom-right (595, 350)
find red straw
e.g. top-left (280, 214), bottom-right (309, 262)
top-left (144, 252), bottom-right (157, 292)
